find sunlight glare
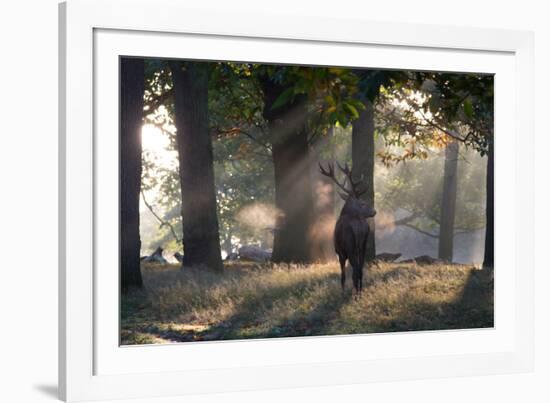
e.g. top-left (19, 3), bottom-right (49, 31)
top-left (141, 124), bottom-right (178, 170)
top-left (142, 124), bottom-right (170, 153)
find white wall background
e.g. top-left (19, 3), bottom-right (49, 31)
top-left (0, 0), bottom-right (546, 402)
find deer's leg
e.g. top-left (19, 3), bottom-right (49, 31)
top-left (338, 255), bottom-right (346, 290)
top-left (352, 268), bottom-right (360, 298)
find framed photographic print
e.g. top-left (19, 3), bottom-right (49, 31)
top-left (59, 0), bottom-right (534, 401)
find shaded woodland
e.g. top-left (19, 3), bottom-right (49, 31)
top-left (120, 58), bottom-right (493, 342)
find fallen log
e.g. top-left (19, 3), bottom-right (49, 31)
top-left (238, 245), bottom-right (271, 262)
top-left (400, 255), bottom-right (443, 265)
top-left (375, 252), bottom-right (402, 262)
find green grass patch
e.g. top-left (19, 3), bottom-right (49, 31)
top-left (121, 261), bottom-right (493, 344)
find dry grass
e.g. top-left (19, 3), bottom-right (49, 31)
top-left (121, 260), bottom-right (493, 345)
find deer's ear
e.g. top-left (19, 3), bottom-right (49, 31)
top-left (338, 192), bottom-right (348, 201)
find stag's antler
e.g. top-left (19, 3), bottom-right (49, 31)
top-left (319, 162), bottom-right (351, 198)
top-left (319, 161), bottom-right (366, 198)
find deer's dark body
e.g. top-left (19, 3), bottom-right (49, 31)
top-left (334, 202), bottom-right (371, 293)
top-left (319, 162), bottom-right (376, 296)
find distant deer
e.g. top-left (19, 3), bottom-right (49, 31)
top-left (319, 162), bottom-right (376, 296)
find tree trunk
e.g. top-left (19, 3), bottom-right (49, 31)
top-left (120, 58), bottom-right (144, 291)
top-left (310, 127), bottom-right (336, 262)
top-left (260, 77), bottom-right (314, 263)
top-left (483, 140), bottom-right (494, 269)
top-left (170, 61), bottom-right (223, 272)
top-left (270, 126), bottom-right (313, 263)
top-left (352, 99), bottom-right (376, 262)
top-left (438, 140), bottom-right (459, 262)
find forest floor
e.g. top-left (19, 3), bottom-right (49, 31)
top-left (121, 260), bottom-right (493, 345)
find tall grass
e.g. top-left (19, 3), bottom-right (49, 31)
top-left (121, 261), bottom-right (493, 345)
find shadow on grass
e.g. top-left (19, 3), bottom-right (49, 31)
top-left (453, 267), bottom-right (494, 328)
top-left (130, 271), bottom-right (346, 343)
top-left (263, 290), bottom-right (353, 338)
top-left (122, 265), bottom-right (494, 344)
top-left (367, 267), bottom-right (494, 334)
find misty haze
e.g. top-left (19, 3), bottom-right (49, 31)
top-left (120, 59), bottom-right (493, 345)
top-left (140, 128), bottom-right (487, 264)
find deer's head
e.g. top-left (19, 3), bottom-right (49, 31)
top-left (319, 161), bottom-right (376, 219)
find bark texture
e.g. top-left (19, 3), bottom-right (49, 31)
top-left (310, 127), bottom-right (336, 262)
top-left (438, 140), bottom-right (459, 262)
top-left (351, 99), bottom-right (376, 262)
top-left (170, 61), bottom-right (223, 272)
top-left (483, 140), bottom-right (494, 269)
top-left (120, 57), bottom-right (144, 291)
top-left (260, 76), bottom-right (314, 263)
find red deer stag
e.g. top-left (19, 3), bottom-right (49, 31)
top-left (319, 162), bottom-right (376, 296)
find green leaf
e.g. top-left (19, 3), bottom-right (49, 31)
top-left (325, 95), bottom-right (336, 107)
top-left (343, 102), bottom-right (360, 119)
top-left (270, 87), bottom-right (294, 110)
top-left (328, 67), bottom-right (345, 75)
top-left (463, 99), bottom-right (474, 118)
top-left (349, 98), bottom-right (366, 112)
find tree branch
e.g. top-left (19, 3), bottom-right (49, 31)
top-left (144, 89), bottom-right (174, 115)
top-left (401, 221), bottom-right (484, 238)
top-left (140, 190), bottom-right (182, 243)
top-left (380, 100), bottom-right (467, 144)
top-left (402, 223), bottom-right (439, 238)
top-left (214, 127), bottom-right (272, 153)
top-left (392, 212), bottom-right (421, 226)
top-left (416, 109), bottom-right (466, 142)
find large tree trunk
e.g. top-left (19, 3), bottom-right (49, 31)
top-left (310, 127), bottom-right (336, 262)
top-left (120, 58), bottom-right (144, 291)
top-left (260, 77), bottom-right (314, 263)
top-left (270, 126), bottom-right (313, 263)
top-left (352, 99), bottom-right (376, 262)
top-left (483, 140), bottom-right (494, 269)
top-left (438, 140), bottom-right (459, 262)
top-left (170, 61), bottom-right (223, 272)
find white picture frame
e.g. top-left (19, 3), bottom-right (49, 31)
top-left (59, 0), bottom-right (534, 401)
